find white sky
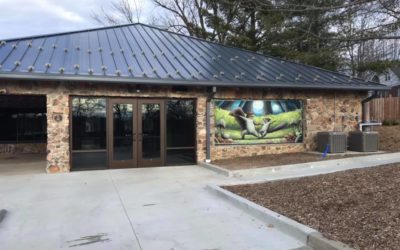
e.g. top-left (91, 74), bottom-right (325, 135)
top-left (0, 0), bottom-right (155, 39)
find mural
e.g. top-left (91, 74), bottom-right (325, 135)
top-left (214, 100), bottom-right (303, 144)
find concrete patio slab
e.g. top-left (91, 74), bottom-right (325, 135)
top-left (0, 166), bottom-right (305, 250)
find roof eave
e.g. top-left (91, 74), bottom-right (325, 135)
top-left (0, 72), bottom-right (390, 91)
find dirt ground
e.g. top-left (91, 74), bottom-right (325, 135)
top-left (225, 164), bottom-right (400, 250)
top-left (375, 125), bottom-right (400, 152)
top-left (214, 152), bottom-right (370, 170)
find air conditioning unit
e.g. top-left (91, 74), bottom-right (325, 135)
top-left (348, 131), bottom-right (379, 152)
top-left (317, 132), bottom-right (347, 153)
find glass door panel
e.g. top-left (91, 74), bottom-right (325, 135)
top-left (108, 99), bottom-right (137, 168)
top-left (113, 103), bottom-right (133, 161)
top-left (138, 100), bottom-right (164, 167)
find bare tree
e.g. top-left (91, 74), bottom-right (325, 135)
top-left (92, 0), bottom-right (143, 25)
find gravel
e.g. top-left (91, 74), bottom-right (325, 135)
top-left (225, 164), bottom-right (400, 250)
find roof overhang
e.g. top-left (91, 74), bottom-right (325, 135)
top-left (0, 72), bottom-right (390, 91)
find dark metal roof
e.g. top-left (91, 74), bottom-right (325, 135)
top-left (390, 65), bottom-right (400, 78)
top-left (0, 23), bottom-right (388, 90)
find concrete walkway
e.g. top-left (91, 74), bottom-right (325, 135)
top-left (0, 166), bottom-right (305, 250)
top-left (233, 152), bottom-right (400, 182)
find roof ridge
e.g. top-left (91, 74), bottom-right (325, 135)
top-left (1, 23), bottom-right (143, 42)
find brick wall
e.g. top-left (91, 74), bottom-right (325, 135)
top-left (0, 80), bottom-right (366, 172)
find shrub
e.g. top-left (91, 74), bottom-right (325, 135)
top-left (382, 119), bottom-right (400, 126)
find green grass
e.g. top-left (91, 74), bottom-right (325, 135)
top-left (223, 127), bottom-right (295, 140)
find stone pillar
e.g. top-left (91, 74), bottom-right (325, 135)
top-left (196, 97), bottom-right (207, 162)
top-left (46, 92), bottom-right (70, 173)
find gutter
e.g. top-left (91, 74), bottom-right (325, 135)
top-left (0, 72), bottom-right (390, 91)
top-left (361, 91), bottom-right (378, 105)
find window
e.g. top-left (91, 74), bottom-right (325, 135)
top-left (72, 98), bottom-right (107, 150)
top-left (71, 97), bottom-right (107, 170)
top-left (0, 95), bottom-right (46, 143)
top-left (385, 71), bottom-right (391, 81)
top-left (165, 100), bottom-right (196, 165)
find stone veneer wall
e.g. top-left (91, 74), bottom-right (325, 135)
top-left (0, 80), bottom-right (366, 172)
top-left (0, 80), bottom-right (208, 173)
top-left (210, 88), bottom-right (365, 160)
top-left (0, 143), bottom-right (47, 155)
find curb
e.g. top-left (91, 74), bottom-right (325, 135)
top-left (206, 185), bottom-right (353, 250)
top-left (0, 209), bottom-right (7, 224)
top-left (199, 162), bottom-right (233, 177)
top-left (232, 152), bottom-right (400, 179)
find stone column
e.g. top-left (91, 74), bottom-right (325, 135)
top-left (196, 97), bottom-right (207, 163)
top-left (46, 92), bottom-right (70, 173)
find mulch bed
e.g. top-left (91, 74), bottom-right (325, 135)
top-left (214, 152), bottom-right (369, 170)
top-left (375, 125), bottom-right (400, 152)
top-left (224, 164), bottom-right (400, 250)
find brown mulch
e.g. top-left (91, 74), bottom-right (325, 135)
top-left (375, 125), bottom-right (400, 152)
top-left (225, 164), bottom-right (400, 250)
top-left (214, 152), bottom-right (369, 170)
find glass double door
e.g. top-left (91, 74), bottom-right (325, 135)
top-left (108, 99), bottom-right (164, 168)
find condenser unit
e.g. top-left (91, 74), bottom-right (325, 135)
top-left (317, 132), bottom-right (347, 153)
top-left (348, 131), bottom-right (379, 152)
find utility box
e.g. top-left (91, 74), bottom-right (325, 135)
top-left (348, 131), bottom-right (379, 152)
top-left (317, 132), bottom-right (347, 153)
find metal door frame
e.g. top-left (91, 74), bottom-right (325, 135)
top-left (137, 99), bottom-right (165, 167)
top-left (107, 98), bottom-right (138, 169)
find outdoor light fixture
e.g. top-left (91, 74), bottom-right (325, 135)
top-left (136, 85), bottom-right (141, 93)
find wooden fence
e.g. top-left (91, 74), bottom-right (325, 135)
top-left (369, 96), bottom-right (400, 122)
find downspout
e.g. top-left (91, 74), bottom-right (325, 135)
top-left (361, 91), bottom-right (378, 123)
top-left (360, 91), bottom-right (378, 131)
top-left (205, 86), bottom-right (216, 163)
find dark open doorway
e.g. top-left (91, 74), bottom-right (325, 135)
top-left (0, 95), bottom-right (47, 175)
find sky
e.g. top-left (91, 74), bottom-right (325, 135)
top-left (0, 0), bottom-right (155, 39)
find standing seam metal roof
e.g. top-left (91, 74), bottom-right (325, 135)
top-left (0, 23), bottom-right (388, 90)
